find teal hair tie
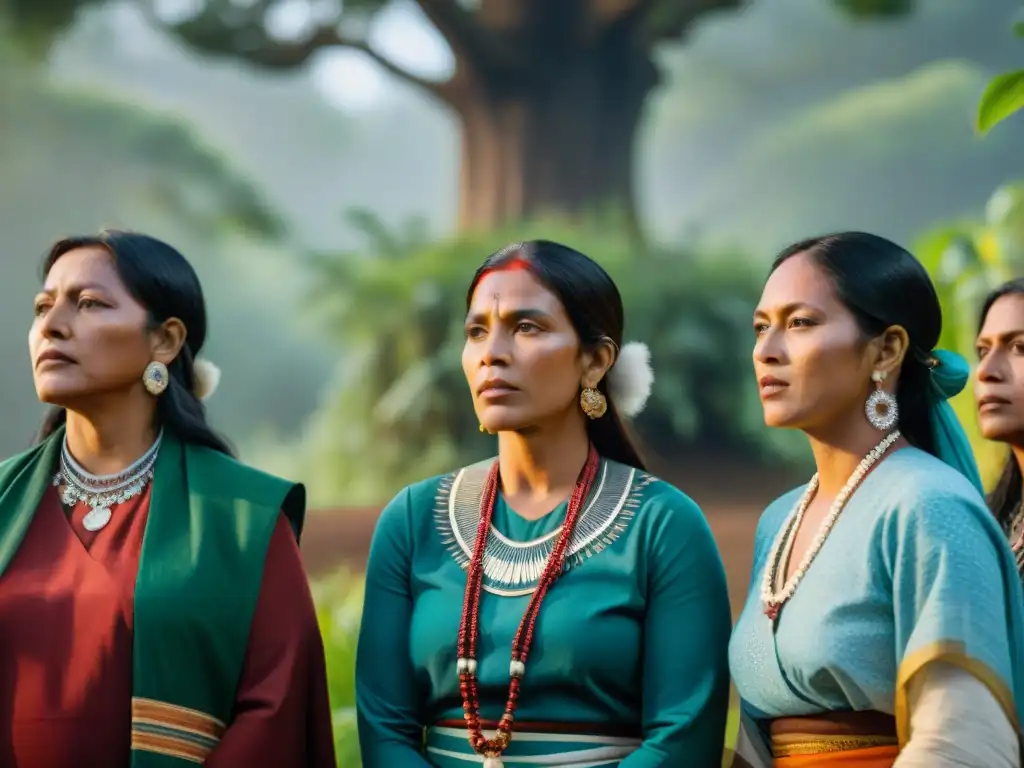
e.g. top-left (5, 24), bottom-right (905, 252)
top-left (929, 348), bottom-right (971, 400)
top-left (924, 348), bottom-right (983, 493)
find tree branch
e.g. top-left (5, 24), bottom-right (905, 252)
top-left (612, 0), bottom-right (906, 47)
top-left (414, 0), bottom-right (520, 73)
top-left (637, 0), bottom-right (745, 44)
top-left (331, 31), bottom-right (455, 102)
top-left (136, 0), bottom-right (456, 105)
top-left (589, 0), bottom-right (646, 28)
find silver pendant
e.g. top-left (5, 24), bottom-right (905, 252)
top-left (82, 506), bottom-right (112, 532)
top-left (60, 485), bottom-right (78, 507)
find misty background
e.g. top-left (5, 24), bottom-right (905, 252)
top-left (3, 1), bottom-right (1022, 483)
top-left (3, 2), bottom-right (1023, 761)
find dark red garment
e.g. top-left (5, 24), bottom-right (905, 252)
top-left (0, 487), bottom-right (335, 767)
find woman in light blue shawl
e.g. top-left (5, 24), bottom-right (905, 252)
top-left (728, 232), bottom-right (1024, 768)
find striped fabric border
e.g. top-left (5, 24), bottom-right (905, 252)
top-left (771, 733), bottom-right (898, 757)
top-left (425, 726), bottom-right (640, 766)
top-left (131, 697), bottom-right (226, 764)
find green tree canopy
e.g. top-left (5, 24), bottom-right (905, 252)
top-left (4, 0), bottom-right (914, 233)
top-left (0, 42), bottom-right (327, 458)
top-left (976, 9), bottom-right (1024, 135)
top-left (263, 212), bottom-right (807, 506)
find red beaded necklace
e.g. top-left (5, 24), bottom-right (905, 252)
top-left (456, 445), bottom-right (601, 767)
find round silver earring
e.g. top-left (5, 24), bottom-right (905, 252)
top-left (143, 361), bottom-right (169, 396)
top-left (865, 370), bottom-right (898, 431)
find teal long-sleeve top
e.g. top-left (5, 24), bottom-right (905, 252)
top-left (355, 457), bottom-right (732, 767)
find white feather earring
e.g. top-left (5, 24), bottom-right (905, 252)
top-left (605, 341), bottom-right (654, 418)
top-left (192, 359), bottom-right (222, 402)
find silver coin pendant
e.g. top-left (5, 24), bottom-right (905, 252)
top-left (82, 507), bottom-right (112, 532)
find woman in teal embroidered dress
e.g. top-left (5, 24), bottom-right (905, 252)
top-left (974, 278), bottom-right (1024, 576)
top-left (356, 240), bottom-right (733, 766)
top-left (728, 232), bottom-right (1024, 768)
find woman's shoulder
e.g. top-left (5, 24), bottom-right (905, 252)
top-left (615, 466), bottom-right (729, 573)
top-left (871, 449), bottom-right (1019, 588)
top-left (872, 447), bottom-right (999, 538)
top-left (185, 445), bottom-right (307, 534)
top-left (189, 444), bottom-right (299, 498)
top-left (383, 459), bottom-right (710, 532)
top-left (385, 473), bottom-right (452, 514)
top-left (754, 485), bottom-right (806, 541)
top-left (618, 463), bottom-right (715, 537)
top-left (888, 445), bottom-right (980, 489)
top-left (0, 443), bottom-right (43, 479)
top-left (370, 466), bottom-right (483, 556)
top-left (877, 447), bottom-right (988, 515)
top-left (376, 469), bottom-right (464, 529)
top-left (758, 448), bottom-right (991, 529)
top-left (630, 468), bottom-right (701, 513)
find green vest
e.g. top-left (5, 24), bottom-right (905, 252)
top-left (0, 428), bottom-right (305, 767)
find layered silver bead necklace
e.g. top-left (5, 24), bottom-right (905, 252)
top-left (53, 431), bottom-right (163, 532)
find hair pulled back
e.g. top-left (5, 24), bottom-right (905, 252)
top-left (771, 231), bottom-right (942, 456)
top-left (468, 240), bottom-right (646, 470)
top-left (976, 278), bottom-right (1024, 529)
top-left (35, 230), bottom-right (232, 455)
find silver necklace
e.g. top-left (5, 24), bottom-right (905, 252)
top-left (435, 457), bottom-right (651, 596)
top-left (53, 431), bottom-right (162, 532)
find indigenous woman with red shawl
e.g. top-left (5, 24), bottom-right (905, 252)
top-left (0, 231), bottom-right (336, 767)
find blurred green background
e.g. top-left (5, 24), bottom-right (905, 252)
top-left (3, 1), bottom-right (1024, 762)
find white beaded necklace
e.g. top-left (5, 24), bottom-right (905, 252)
top-left (760, 430), bottom-right (900, 620)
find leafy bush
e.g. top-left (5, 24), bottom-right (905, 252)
top-left (313, 569), bottom-right (364, 767)
top-left (285, 211), bottom-right (807, 506)
top-left (0, 40), bottom-right (328, 460)
top-left (912, 181), bottom-right (1024, 485)
top-left (976, 11), bottom-right (1024, 136)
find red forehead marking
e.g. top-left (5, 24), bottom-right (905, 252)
top-left (477, 257), bottom-right (531, 284)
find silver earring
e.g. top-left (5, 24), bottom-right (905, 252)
top-left (865, 370), bottom-right (897, 431)
top-left (143, 361), bottom-right (169, 396)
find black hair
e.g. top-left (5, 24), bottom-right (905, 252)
top-left (977, 278), bottom-right (1024, 530)
top-left (771, 231), bottom-right (942, 456)
top-left (467, 240), bottom-right (646, 471)
top-left (35, 230), bottom-right (233, 455)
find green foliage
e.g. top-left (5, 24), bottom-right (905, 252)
top-left (725, 706), bottom-right (739, 751)
top-left (912, 181), bottom-right (1024, 486)
top-left (281, 212), bottom-right (805, 507)
top-left (688, 60), bottom-right (1024, 251)
top-left (3, 0), bottom-right (916, 64)
top-left (985, 182), bottom-right (1024, 266)
top-left (0, 0), bottom-right (106, 55)
top-left (312, 568), bottom-right (364, 767)
top-left (1, 67), bottom-right (282, 239)
top-left (832, 0), bottom-right (913, 18)
top-left (976, 10), bottom-right (1024, 136)
top-left (977, 70), bottom-right (1024, 136)
top-left (0, 48), bottom-right (324, 460)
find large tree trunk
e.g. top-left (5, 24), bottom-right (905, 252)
top-left (450, 23), bottom-right (659, 233)
top-left (137, 0), bottom-right (733, 235)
